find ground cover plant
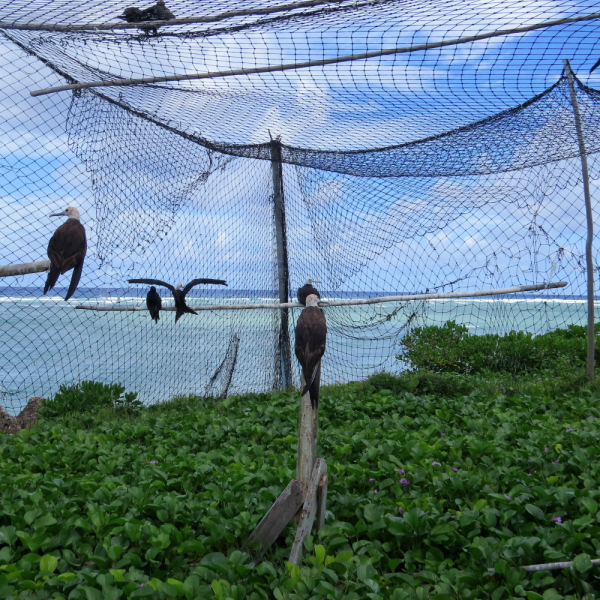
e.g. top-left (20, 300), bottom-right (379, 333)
top-left (3, 370), bottom-right (600, 599)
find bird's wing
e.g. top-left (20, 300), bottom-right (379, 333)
top-left (128, 278), bottom-right (175, 292)
top-left (48, 222), bottom-right (86, 268)
top-left (591, 58), bottom-right (600, 74)
top-left (295, 309), bottom-right (326, 377)
top-left (182, 278), bottom-right (228, 295)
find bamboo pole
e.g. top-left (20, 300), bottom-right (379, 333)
top-left (564, 59), bottom-right (595, 380)
top-left (488, 558), bottom-right (600, 574)
top-left (29, 13), bottom-right (600, 97)
top-left (1, 0), bottom-right (359, 32)
top-left (0, 260), bottom-right (50, 278)
top-left (74, 281), bottom-right (568, 312)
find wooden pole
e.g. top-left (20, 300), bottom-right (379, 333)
top-left (488, 558), bottom-right (600, 574)
top-left (271, 139), bottom-right (293, 389)
top-left (74, 281), bottom-right (569, 312)
top-left (565, 59), bottom-right (595, 379)
top-left (0, 260), bottom-right (50, 278)
top-left (29, 13), bottom-right (600, 97)
top-left (296, 374), bottom-right (319, 491)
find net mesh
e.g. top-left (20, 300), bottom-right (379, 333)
top-left (0, 0), bottom-right (599, 411)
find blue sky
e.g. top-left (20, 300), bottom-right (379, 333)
top-left (0, 0), bottom-right (599, 299)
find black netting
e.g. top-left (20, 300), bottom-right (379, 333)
top-left (0, 0), bottom-right (599, 412)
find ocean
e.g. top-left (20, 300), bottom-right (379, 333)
top-left (1, 287), bottom-right (597, 414)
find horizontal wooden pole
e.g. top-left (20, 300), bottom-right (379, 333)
top-left (29, 13), bottom-right (600, 97)
top-left (74, 282), bottom-right (568, 312)
top-left (1, 0), bottom-right (353, 32)
top-left (488, 558), bottom-right (600, 574)
top-left (0, 260), bottom-right (50, 278)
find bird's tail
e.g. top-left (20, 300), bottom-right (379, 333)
top-left (43, 264), bottom-right (60, 295)
top-left (175, 305), bottom-right (197, 323)
top-left (64, 261), bottom-right (84, 301)
top-left (301, 362), bottom-right (321, 410)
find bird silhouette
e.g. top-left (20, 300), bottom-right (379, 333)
top-left (146, 286), bottom-right (162, 323)
top-left (297, 278), bottom-right (322, 306)
top-left (117, 1), bottom-right (175, 34)
top-left (128, 278), bottom-right (227, 322)
top-left (295, 294), bottom-right (327, 409)
top-left (44, 207), bottom-right (87, 301)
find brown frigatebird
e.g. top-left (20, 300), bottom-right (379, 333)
top-left (146, 286), bottom-right (161, 323)
top-left (297, 278), bottom-right (322, 306)
top-left (117, 1), bottom-right (175, 34)
top-left (128, 278), bottom-right (227, 322)
top-left (295, 293), bottom-right (327, 409)
top-left (44, 206), bottom-right (87, 301)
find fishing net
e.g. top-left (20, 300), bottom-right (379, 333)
top-left (0, 0), bottom-right (599, 412)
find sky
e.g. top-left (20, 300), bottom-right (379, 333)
top-left (0, 0), bottom-right (599, 298)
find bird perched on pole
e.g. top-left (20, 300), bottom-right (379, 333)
top-left (145, 286), bottom-right (161, 323)
top-left (295, 294), bottom-right (327, 409)
top-left (117, 1), bottom-right (175, 34)
top-left (297, 278), bottom-right (322, 306)
top-left (44, 207), bottom-right (87, 301)
top-left (128, 278), bottom-right (227, 322)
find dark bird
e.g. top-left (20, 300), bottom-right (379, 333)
top-left (44, 206), bottom-right (87, 301)
top-left (295, 294), bottom-right (327, 410)
top-left (146, 286), bottom-right (162, 323)
top-left (591, 58), bottom-right (600, 74)
top-left (128, 278), bottom-right (227, 322)
top-left (117, 1), bottom-right (175, 34)
top-left (297, 277), bottom-right (322, 306)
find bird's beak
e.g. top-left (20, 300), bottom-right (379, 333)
top-left (49, 212), bottom-right (66, 217)
top-left (116, 13), bottom-right (126, 19)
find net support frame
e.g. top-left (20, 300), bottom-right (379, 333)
top-left (564, 59), bottom-right (595, 380)
top-left (271, 139), bottom-right (293, 389)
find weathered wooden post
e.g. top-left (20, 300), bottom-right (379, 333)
top-left (564, 59), bottom-right (595, 379)
top-left (243, 349), bottom-right (328, 565)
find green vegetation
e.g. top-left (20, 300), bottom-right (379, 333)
top-left (2, 324), bottom-right (600, 599)
top-left (39, 381), bottom-right (142, 420)
top-left (399, 321), bottom-right (600, 375)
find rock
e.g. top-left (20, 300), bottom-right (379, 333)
top-left (0, 405), bottom-right (20, 434)
top-left (16, 396), bottom-right (44, 430)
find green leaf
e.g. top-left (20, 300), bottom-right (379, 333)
top-left (582, 497), bottom-right (598, 514)
top-left (183, 575), bottom-right (200, 600)
top-left (525, 504), bottom-right (545, 520)
top-left (572, 553), bottom-right (593, 572)
top-left (357, 563), bottom-right (376, 582)
top-left (404, 509), bottom-right (419, 530)
top-left (159, 582), bottom-right (179, 598)
top-left (39, 554), bottom-right (58, 573)
top-left (315, 545), bottom-right (326, 565)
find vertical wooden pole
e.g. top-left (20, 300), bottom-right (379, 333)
top-left (271, 139), bottom-right (293, 389)
top-left (564, 59), bottom-right (595, 379)
top-left (296, 373), bottom-right (319, 491)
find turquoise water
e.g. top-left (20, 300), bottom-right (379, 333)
top-left (1, 290), bottom-right (597, 414)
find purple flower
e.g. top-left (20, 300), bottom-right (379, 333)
top-left (138, 450), bottom-right (142, 454)
top-left (369, 478), bottom-right (375, 482)
top-left (544, 447), bottom-right (549, 453)
top-left (398, 507), bottom-right (404, 515)
top-left (432, 461), bottom-right (441, 466)
top-left (528, 459), bottom-right (533, 462)
top-left (441, 433), bottom-right (446, 437)
top-left (552, 516), bottom-right (562, 523)
top-left (374, 490), bottom-right (378, 494)
top-left (504, 494), bottom-right (511, 501)
top-left (138, 584), bottom-right (145, 589)
top-left (552, 459), bottom-right (560, 464)
top-left (453, 467), bottom-right (459, 472)
top-left (566, 428), bottom-right (575, 433)
top-left (150, 460), bottom-right (158, 465)
top-left (400, 478), bottom-right (410, 485)
top-left (395, 468), bottom-right (405, 474)
top-left (527, 473), bottom-right (532, 476)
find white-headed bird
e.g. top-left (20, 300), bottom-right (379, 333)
top-left (44, 206), bottom-right (87, 301)
top-left (295, 293), bottom-right (327, 409)
top-left (297, 277), bottom-right (322, 306)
